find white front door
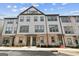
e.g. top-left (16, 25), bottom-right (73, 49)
top-left (30, 36), bottom-right (36, 46)
top-left (26, 36), bottom-right (36, 47)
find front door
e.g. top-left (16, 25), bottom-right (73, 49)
top-left (26, 36), bottom-right (30, 46)
top-left (32, 36), bottom-right (36, 46)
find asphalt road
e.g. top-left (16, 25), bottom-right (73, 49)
top-left (0, 50), bottom-right (70, 56)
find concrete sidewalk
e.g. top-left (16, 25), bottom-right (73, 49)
top-left (0, 47), bottom-right (60, 51)
top-left (0, 47), bottom-right (79, 56)
top-left (58, 50), bottom-right (79, 56)
top-left (0, 47), bottom-right (78, 51)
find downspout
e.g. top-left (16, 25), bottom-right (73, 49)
top-left (45, 16), bottom-right (49, 47)
top-left (59, 16), bottom-right (66, 47)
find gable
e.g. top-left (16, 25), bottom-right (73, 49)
top-left (19, 6), bottom-right (44, 15)
top-left (23, 8), bottom-right (42, 14)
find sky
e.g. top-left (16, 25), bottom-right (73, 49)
top-left (0, 3), bottom-right (79, 19)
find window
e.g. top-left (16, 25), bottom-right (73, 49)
top-left (14, 27), bottom-right (17, 33)
top-left (7, 21), bottom-right (13, 24)
top-left (20, 19), bottom-right (24, 22)
top-left (34, 16), bottom-right (38, 21)
top-left (35, 25), bottom-right (44, 32)
top-left (61, 17), bottom-right (71, 22)
top-left (19, 40), bottom-right (22, 43)
top-left (58, 36), bottom-right (63, 45)
top-left (6, 19), bottom-right (14, 24)
top-left (48, 16), bottom-right (57, 21)
top-left (3, 37), bottom-right (9, 44)
top-left (51, 37), bottom-right (55, 42)
top-left (41, 40), bottom-right (44, 43)
top-left (26, 16), bottom-right (30, 22)
top-left (5, 27), bottom-right (13, 34)
top-left (40, 36), bottom-right (44, 44)
top-left (76, 16), bottom-right (79, 22)
top-left (29, 11), bottom-right (38, 14)
top-left (19, 37), bottom-right (23, 43)
top-left (40, 16), bottom-right (44, 21)
top-left (16, 21), bottom-right (18, 24)
top-left (3, 40), bottom-right (9, 44)
top-left (20, 16), bottom-right (24, 22)
top-left (64, 26), bottom-right (74, 34)
top-left (27, 9), bottom-right (40, 14)
top-left (78, 26), bottom-right (79, 31)
top-left (67, 38), bottom-right (73, 45)
top-left (49, 25), bottom-right (59, 32)
top-left (20, 25), bottom-right (29, 33)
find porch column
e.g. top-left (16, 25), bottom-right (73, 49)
top-left (30, 36), bottom-right (32, 47)
top-left (46, 34), bottom-right (48, 47)
top-left (36, 35), bottom-right (39, 47)
top-left (62, 35), bottom-right (66, 48)
top-left (73, 36), bottom-right (78, 47)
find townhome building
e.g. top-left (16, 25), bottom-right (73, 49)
top-left (1, 6), bottom-right (79, 48)
top-left (60, 16), bottom-right (79, 47)
top-left (2, 18), bottom-right (18, 46)
top-left (0, 19), bottom-right (4, 46)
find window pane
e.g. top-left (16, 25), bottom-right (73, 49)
top-left (20, 16), bottom-right (24, 22)
top-left (40, 16), bottom-right (44, 21)
top-left (64, 26), bottom-right (74, 34)
top-left (48, 16), bottom-right (57, 21)
top-left (51, 37), bottom-right (55, 43)
top-left (20, 25), bottom-right (29, 33)
top-left (29, 11), bottom-right (38, 14)
top-left (26, 16), bottom-right (30, 22)
top-left (35, 25), bottom-right (44, 32)
top-left (3, 37), bottom-right (9, 44)
top-left (40, 36), bottom-right (44, 44)
top-left (14, 27), bottom-right (17, 33)
top-left (49, 25), bottom-right (59, 32)
top-left (61, 17), bottom-right (71, 22)
top-left (5, 27), bottom-right (13, 34)
top-left (34, 16), bottom-right (38, 21)
top-left (67, 38), bottom-right (73, 45)
top-left (76, 17), bottom-right (79, 22)
top-left (19, 40), bottom-right (22, 43)
top-left (7, 21), bottom-right (13, 24)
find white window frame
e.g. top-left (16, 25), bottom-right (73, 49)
top-left (35, 25), bottom-right (44, 32)
top-left (64, 26), bottom-right (74, 34)
top-left (48, 16), bottom-right (57, 21)
top-left (49, 25), bottom-right (59, 32)
top-left (20, 25), bottom-right (29, 33)
top-left (61, 17), bottom-right (71, 22)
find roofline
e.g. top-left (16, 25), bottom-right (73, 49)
top-left (45, 14), bottom-right (59, 16)
top-left (59, 15), bottom-right (79, 17)
top-left (4, 18), bottom-right (18, 19)
top-left (18, 6), bottom-right (45, 17)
